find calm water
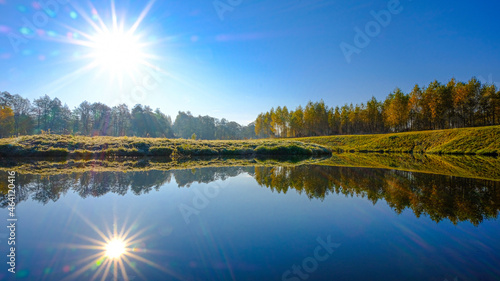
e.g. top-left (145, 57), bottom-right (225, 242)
top-left (1, 165), bottom-right (499, 281)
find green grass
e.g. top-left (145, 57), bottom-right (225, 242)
top-left (0, 125), bottom-right (498, 158)
top-left (298, 125), bottom-right (500, 155)
top-left (0, 134), bottom-right (331, 158)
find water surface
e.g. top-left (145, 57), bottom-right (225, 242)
top-left (1, 164), bottom-right (499, 280)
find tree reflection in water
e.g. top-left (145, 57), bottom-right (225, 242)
top-left (1, 165), bottom-right (498, 225)
top-left (254, 166), bottom-right (499, 226)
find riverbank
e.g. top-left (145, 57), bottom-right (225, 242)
top-left (0, 134), bottom-right (331, 158)
top-left (300, 125), bottom-right (499, 155)
top-left (0, 125), bottom-right (498, 158)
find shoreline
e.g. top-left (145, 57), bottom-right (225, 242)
top-left (0, 125), bottom-right (498, 158)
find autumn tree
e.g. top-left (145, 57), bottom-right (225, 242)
top-left (384, 89), bottom-right (409, 132)
top-left (0, 91), bottom-right (33, 135)
top-left (289, 106), bottom-right (304, 137)
top-left (478, 84), bottom-right (497, 126)
top-left (0, 105), bottom-right (14, 137)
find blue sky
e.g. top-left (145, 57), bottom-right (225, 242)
top-left (0, 0), bottom-right (499, 124)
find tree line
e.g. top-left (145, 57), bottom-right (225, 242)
top-left (255, 77), bottom-right (500, 137)
top-left (2, 77), bottom-right (499, 139)
top-left (0, 92), bottom-right (256, 139)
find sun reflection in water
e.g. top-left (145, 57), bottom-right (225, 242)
top-left (105, 238), bottom-right (126, 259)
top-left (61, 214), bottom-right (182, 281)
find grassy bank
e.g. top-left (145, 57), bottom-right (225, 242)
top-left (0, 134), bottom-right (331, 158)
top-left (299, 125), bottom-right (500, 155)
top-left (0, 125), bottom-right (498, 158)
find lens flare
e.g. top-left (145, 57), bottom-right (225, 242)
top-left (90, 29), bottom-right (144, 75)
top-left (105, 238), bottom-right (126, 259)
top-left (41, 0), bottom-right (165, 90)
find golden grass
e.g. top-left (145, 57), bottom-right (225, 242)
top-left (0, 134), bottom-right (330, 158)
top-left (298, 125), bottom-right (500, 155)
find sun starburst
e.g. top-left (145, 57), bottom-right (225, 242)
top-left (105, 238), bottom-right (126, 259)
top-left (88, 28), bottom-right (145, 77)
top-left (45, 0), bottom-right (162, 88)
top-left (60, 213), bottom-right (183, 281)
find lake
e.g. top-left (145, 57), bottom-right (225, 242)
top-left (1, 160), bottom-right (499, 280)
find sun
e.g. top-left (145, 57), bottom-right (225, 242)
top-left (89, 29), bottom-right (145, 76)
top-left (105, 238), bottom-right (126, 259)
top-left (49, 0), bottom-right (162, 86)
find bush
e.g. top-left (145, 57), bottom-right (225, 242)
top-left (0, 144), bottom-right (22, 156)
top-left (255, 144), bottom-right (312, 155)
top-left (176, 144), bottom-right (218, 156)
top-left (106, 147), bottom-right (141, 156)
top-left (149, 146), bottom-right (173, 156)
top-left (131, 141), bottom-right (149, 152)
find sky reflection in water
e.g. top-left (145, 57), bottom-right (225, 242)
top-left (0, 166), bottom-right (499, 280)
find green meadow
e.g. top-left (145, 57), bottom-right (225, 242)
top-left (0, 134), bottom-right (331, 158)
top-left (299, 125), bottom-right (500, 155)
top-left (1, 125), bottom-right (498, 158)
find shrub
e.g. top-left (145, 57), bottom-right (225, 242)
top-left (149, 146), bottom-right (173, 156)
top-left (106, 147), bottom-right (141, 156)
top-left (221, 148), bottom-right (253, 155)
top-left (0, 144), bottom-right (22, 156)
top-left (131, 141), bottom-right (149, 152)
top-left (255, 144), bottom-right (312, 155)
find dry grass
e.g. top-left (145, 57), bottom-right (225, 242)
top-left (298, 125), bottom-right (500, 155)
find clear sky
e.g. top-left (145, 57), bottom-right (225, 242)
top-left (1, 0), bottom-right (499, 124)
